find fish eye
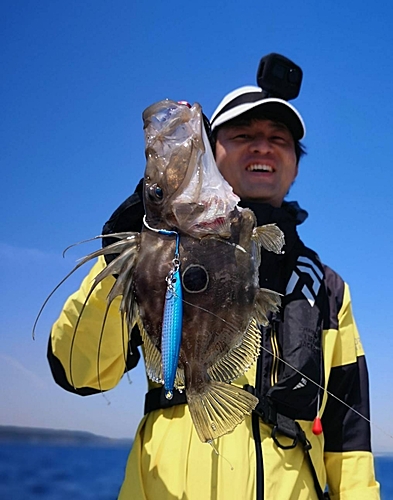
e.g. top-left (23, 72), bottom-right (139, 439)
top-left (155, 185), bottom-right (163, 199)
top-left (147, 183), bottom-right (164, 202)
top-left (182, 264), bottom-right (209, 293)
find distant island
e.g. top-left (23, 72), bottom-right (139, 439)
top-left (0, 425), bottom-right (133, 448)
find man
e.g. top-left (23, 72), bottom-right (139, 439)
top-left (48, 85), bottom-right (380, 499)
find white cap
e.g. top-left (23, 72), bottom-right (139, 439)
top-left (210, 85), bottom-right (305, 140)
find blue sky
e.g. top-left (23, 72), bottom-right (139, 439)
top-left (2, 1), bottom-right (393, 453)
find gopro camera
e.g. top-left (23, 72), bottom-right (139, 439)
top-left (256, 53), bottom-right (303, 101)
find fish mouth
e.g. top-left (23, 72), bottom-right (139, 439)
top-left (192, 216), bottom-right (227, 231)
top-left (178, 197), bottom-right (236, 236)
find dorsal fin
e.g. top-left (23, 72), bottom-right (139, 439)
top-left (138, 319), bottom-right (164, 384)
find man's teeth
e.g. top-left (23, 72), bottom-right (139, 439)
top-left (247, 164), bottom-right (273, 172)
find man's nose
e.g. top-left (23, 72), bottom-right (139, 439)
top-left (248, 136), bottom-right (272, 154)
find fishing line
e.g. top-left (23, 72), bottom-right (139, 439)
top-left (209, 440), bottom-right (234, 471)
top-left (258, 345), bottom-right (393, 440)
top-left (174, 293), bottom-right (393, 441)
top-left (34, 229), bottom-right (393, 441)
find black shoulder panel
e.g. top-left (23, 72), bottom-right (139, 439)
top-left (322, 355), bottom-right (371, 452)
top-left (323, 265), bottom-right (345, 331)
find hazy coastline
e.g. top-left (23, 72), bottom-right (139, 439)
top-left (0, 425), bottom-right (133, 448)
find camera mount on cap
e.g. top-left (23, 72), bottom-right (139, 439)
top-left (256, 53), bottom-right (303, 102)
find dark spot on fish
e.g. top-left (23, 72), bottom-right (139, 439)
top-left (182, 264), bottom-right (209, 293)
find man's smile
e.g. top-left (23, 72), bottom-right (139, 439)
top-left (245, 163), bottom-right (275, 173)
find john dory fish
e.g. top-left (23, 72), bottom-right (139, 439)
top-left (48, 101), bottom-right (285, 443)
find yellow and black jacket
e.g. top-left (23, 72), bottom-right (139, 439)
top-left (48, 187), bottom-right (380, 499)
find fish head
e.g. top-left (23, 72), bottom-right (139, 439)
top-left (142, 100), bottom-right (240, 237)
top-left (143, 100), bottom-right (203, 228)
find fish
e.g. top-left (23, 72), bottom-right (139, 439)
top-left (38, 100), bottom-right (285, 443)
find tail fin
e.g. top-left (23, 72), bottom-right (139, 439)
top-left (187, 381), bottom-right (258, 443)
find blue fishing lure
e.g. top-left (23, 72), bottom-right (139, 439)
top-left (160, 231), bottom-right (183, 400)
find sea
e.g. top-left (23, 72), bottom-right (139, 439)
top-left (0, 443), bottom-right (392, 499)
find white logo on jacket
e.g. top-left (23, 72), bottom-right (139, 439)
top-left (293, 377), bottom-right (308, 390)
top-left (286, 256), bottom-right (323, 307)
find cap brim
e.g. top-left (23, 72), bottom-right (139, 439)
top-left (211, 96), bottom-right (305, 141)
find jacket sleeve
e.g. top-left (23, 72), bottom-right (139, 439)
top-left (322, 279), bottom-right (380, 499)
top-left (48, 256), bottom-right (141, 395)
top-left (48, 184), bottom-right (145, 395)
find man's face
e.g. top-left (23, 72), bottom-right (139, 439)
top-left (214, 119), bottom-right (298, 207)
